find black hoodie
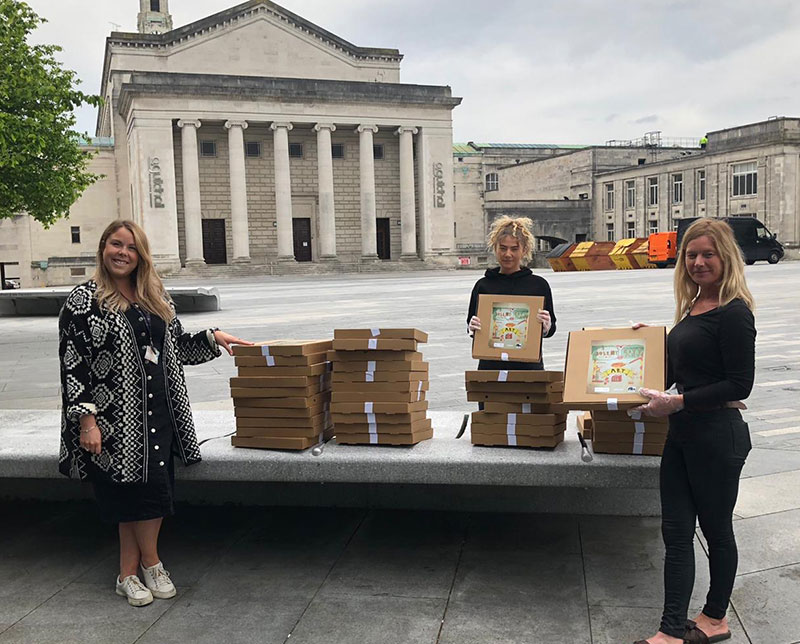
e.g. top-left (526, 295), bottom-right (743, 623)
top-left (467, 267), bottom-right (556, 370)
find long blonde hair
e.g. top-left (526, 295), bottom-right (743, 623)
top-left (93, 220), bottom-right (174, 321)
top-left (673, 218), bottom-right (755, 325)
top-left (487, 216), bottom-right (535, 262)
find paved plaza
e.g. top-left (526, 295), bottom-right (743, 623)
top-left (1, 264), bottom-right (799, 643)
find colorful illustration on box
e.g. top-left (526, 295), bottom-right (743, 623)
top-left (587, 340), bottom-right (645, 394)
top-left (489, 302), bottom-right (530, 350)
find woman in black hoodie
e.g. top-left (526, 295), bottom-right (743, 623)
top-left (467, 216), bottom-right (556, 370)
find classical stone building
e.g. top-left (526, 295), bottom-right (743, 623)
top-left (592, 118), bottom-right (800, 248)
top-left (6, 0), bottom-right (462, 287)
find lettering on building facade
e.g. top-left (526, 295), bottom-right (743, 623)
top-left (148, 157), bottom-right (165, 208)
top-left (433, 162), bottom-right (446, 208)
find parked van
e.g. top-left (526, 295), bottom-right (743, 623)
top-left (648, 232), bottom-right (678, 268)
top-left (675, 217), bottom-right (784, 265)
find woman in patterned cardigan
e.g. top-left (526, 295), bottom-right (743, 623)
top-left (59, 220), bottom-right (251, 607)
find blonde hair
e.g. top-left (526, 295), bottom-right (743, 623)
top-left (673, 218), bottom-right (755, 325)
top-left (487, 216), bottom-right (535, 262)
top-left (93, 220), bottom-right (175, 322)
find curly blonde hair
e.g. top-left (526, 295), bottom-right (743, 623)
top-left (487, 216), bottom-right (535, 262)
top-left (93, 220), bottom-right (175, 322)
top-left (673, 218), bottom-right (755, 325)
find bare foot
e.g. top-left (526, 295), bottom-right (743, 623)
top-left (637, 632), bottom-right (683, 644)
top-left (692, 612), bottom-right (729, 638)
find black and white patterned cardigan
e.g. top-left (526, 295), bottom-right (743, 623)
top-left (58, 281), bottom-right (221, 483)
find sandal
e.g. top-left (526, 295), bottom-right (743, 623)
top-left (684, 620), bottom-right (732, 644)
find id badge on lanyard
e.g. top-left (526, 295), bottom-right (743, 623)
top-left (144, 345), bottom-right (160, 364)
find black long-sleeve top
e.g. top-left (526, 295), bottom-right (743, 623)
top-left (467, 267), bottom-right (556, 370)
top-left (667, 298), bottom-right (756, 411)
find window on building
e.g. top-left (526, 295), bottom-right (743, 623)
top-left (245, 142), bottom-right (261, 158)
top-left (648, 221), bottom-right (659, 235)
top-left (638, 158), bottom-right (646, 166)
top-left (70, 226), bottom-right (80, 244)
top-left (150, 0), bottom-right (160, 11)
top-left (625, 180), bottom-right (635, 209)
top-left (485, 173), bottom-right (499, 192)
top-left (626, 221), bottom-right (636, 238)
top-left (732, 161), bottom-right (757, 196)
top-left (606, 223), bottom-right (615, 242)
top-left (697, 169), bottom-right (706, 201)
top-left (672, 173), bottom-right (683, 204)
top-left (604, 183), bottom-right (615, 211)
top-left (288, 143), bottom-right (303, 158)
top-left (648, 177), bottom-right (658, 206)
top-left (373, 144), bottom-right (384, 160)
top-left (331, 143), bottom-right (345, 159)
top-left (200, 141), bottom-right (216, 157)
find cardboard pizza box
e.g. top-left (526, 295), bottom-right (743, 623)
top-left (234, 353), bottom-right (328, 367)
top-left (466, 391), bottom-right (562, 404)
top-left (592, 420), bottom-right (670, 435)
top-left (334, 427), bottom-right (433, 446)
top-left (465, 381), bottom-right (564, 394)
top-left (230, 374), bottom-right (329, 389)
top-left (563, 326), bottom-right (666, 410)
top-left (334, 328), bottom-right (428, 342)
top-left (233, 403), bottom-right (328, 419)
top-left (236, 412), bottom-right (329, 430)
top-left (234, 424), bottom-right (333, 439)
top-left (331, 338), bottom-right (418, 352)
top-left (231, 429), bottom-right (333, 451)
top-left (470, 432), bottom-right (564, 448)
top-left (330, 400), bottom-right (429, 414)
top-left (327, 350), bottom-right (423, 363)
top-left (332, 359), bottom-right (428, 373)
top-left (591, 439), bottom-right (665, 456)
top-left (482, 401), bottom-right (568, 414)
top-left (235, 362), bottom-right (331, 377)
top-left (233, 340), bottom-right (332, 357)
top-left (577, 411), bottom-right (593, 440)
top-left (591, 409), bottom-right (668, 424)
top-left (332, 370), bottom-right (428, 383)
top-left (330, 411), bottom-right (429, 425)
top-left (231, 393), bottom-right (330, 409)
top-left (231, 385), bottom-right (327, 398)
top-left (332, 390), bottom-right (426, 404)
top-left (471, 411), bottom-right (568, 426)
top-left (331, 380), bottom-right (428, 393)
top-left (472, 294), bottom-right (545, 363)
top-left (465, 370), bottom-right (563, 383)
top-left (334, 418), bottom-right (432, 436)
top-left (470, 421), bottom-right (567, 437)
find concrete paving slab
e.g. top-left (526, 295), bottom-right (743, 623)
top-left (730, 509), bottom-right (800, 575)
top-left (465, 512), bottom-right (581, 556)
top-left (286, 595), bottom-right (446, 644)
top-left (740, 447), bottom-right (800, 478)
top-left (440, 551), bottom-right (589, 644)
top-left (735, 469), bottom-right (800, 517)
top-left (731, 563), bottom-right (800, 644)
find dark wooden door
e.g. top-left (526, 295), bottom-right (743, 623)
top-left (376, 218), bottom-right (391, 260)
top-left (293, 218), bottom-right (312, 262)
top-left (202, 219), bottom-right (227, 264)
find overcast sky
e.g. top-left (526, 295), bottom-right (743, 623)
top-left (25, 0), bottom-right (800, 145)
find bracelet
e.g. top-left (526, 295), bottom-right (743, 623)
top-left (80, 425), bottom-right (99, 434)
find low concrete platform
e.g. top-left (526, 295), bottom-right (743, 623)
top-left (0, 286), bottom-right (220, 315)
top-left (1, 410), bottom-right (660, 514)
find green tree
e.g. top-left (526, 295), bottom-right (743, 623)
top-left (0, 0), bottom-right (102, 227)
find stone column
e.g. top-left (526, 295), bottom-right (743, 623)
top-left (177, 119), bottom-right (205, 267)
top-left (314, 123), bottom-right (337, 259)
top-left (225, 119), bottom-right (251, 263)
top-left (357, 124), bottom-right (379, 259)
top-left (271, 122), bottom-right (295, 261)
top-left (396, 126), bottom-right (419, 258)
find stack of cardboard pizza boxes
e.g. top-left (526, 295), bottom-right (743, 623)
top-left (329, 329), bottom-right (432, 445)
top-left (589, 409), bottom-right (668, 455)
top-left (466, 370), bottom-right (567, 448)
top-left (229, 340), bottom-right (333, 450)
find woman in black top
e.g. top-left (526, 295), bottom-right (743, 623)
top-left (59, 220), bottom-right (251, 607)
top-left (467, 216), bottom-right (556, 371)
top-left (633, 219), bottom-right (756, 644)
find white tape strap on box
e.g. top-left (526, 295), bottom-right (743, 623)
top-left (607, 398), bottom-right (619, 411)
top-left (368, 338), bottom-right (377, 350)
top-left (507, 433), bottom-right (517, 446)
top-left (501, 352), bottom-right (509, 361)
top-left (266, 355), bottom-right (275, 367)
top-left (367, 360), bottom-right (376, 372)
top-left (633, 432), bottom-right (644, 455)
top-left (507, 413), bottom-right (517, 426)
top-left (522, 404), bottom-right (531, 413)
top-left (369, 434), bottom-right (378, 445)
top-left (629, 410), bottom-right (642, 420)
top-left (417, 381), bottom-right (423, 401)
top-left (364, 402), bottom-right (373, 413)
top-left (370, 328), bottom-right (380, 337)
top-left (497, 370), bottom-right (508, 382)
top-left (365, 371), bottom-right (375, 382)
top-left (634, 421), bottom-right (646, 434)
top-left (260, 346), bottom-right (271, 357)
top-left (366, 412), bottom-right (376, 424)
top-left (368, 421), bottom-right (377, 435)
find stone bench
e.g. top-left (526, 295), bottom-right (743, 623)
top-left (0, 410), bottom-right (661, 515)
top-left (0, 286), bottom-right (220, 315)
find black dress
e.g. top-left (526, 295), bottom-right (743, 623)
top-left (91, 305), bottom-right (177, 524)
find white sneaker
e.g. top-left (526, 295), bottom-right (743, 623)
top-left (115, 575), bottom-right (154, 607)
top-left (140, 561), bottom-right (177, 599)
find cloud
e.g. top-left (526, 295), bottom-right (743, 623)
top-left (633, 115), bottom-right (660, 125)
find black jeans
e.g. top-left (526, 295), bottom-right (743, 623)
top-left (659, 408), bottom-right (751, 638)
